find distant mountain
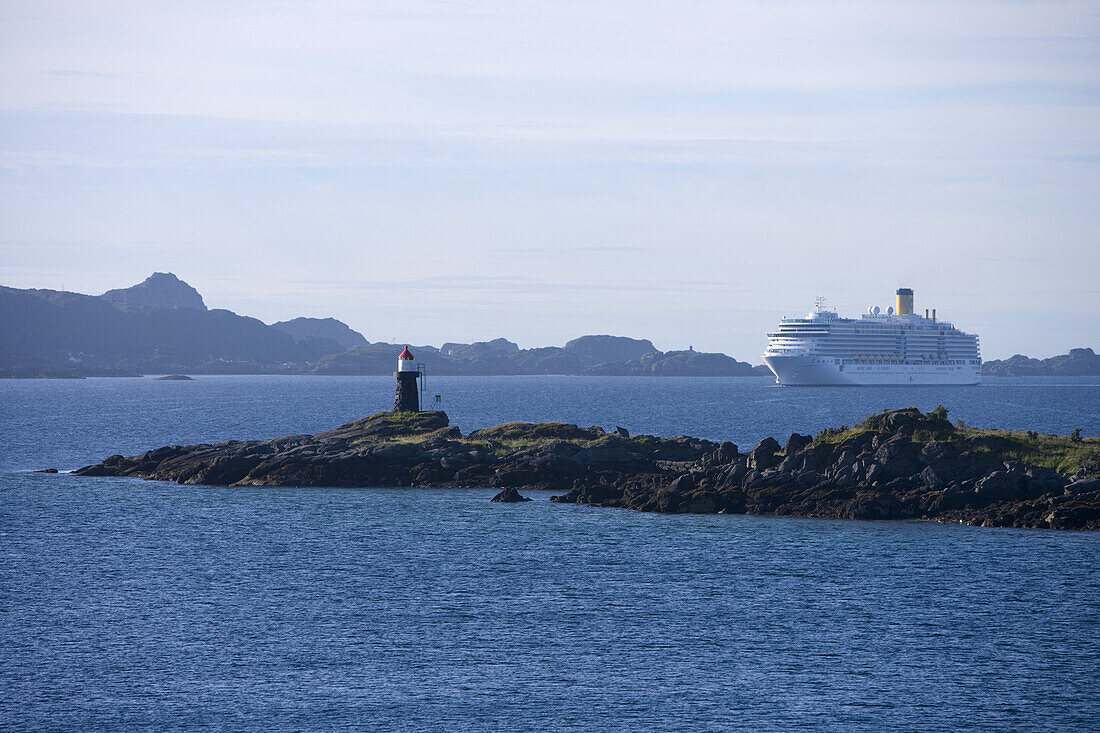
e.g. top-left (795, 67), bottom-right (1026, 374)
top-left (311, 343), bottom-right (445, 375)
top-left (563, 335), bottom-right (657, 366)
top-left (311, 342), bottom-right (587, 376)
top-left (1, 274), bottom-right (774, 378)
top-left (440, 338), bottom-right (520, 359)
top-left (497, 347), bottom-right (586, 375)
top-left (271, 317), bottom-right (368, 350)
top-left (0, 278), bottom-right (318, 377)
top-left (101, 272), bottom-right (206, 310)
top-left (584, 349), bottom-right (760, 376)
top-left (983, 348), bottom-right (1100, 376)
top-left (312, 340), bottom-right (771, 377)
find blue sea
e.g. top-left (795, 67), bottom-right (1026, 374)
top-left (2, 375), bottom-right (1099, 731)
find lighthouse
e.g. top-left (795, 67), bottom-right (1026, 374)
top-left (393, 346), bottom-right (420, 412)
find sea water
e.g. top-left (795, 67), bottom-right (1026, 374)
top-left (1, 376), bottom-right (1098, 731)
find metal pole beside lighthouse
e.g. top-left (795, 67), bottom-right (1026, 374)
top-left (393, 346), bottom-right (420, 412)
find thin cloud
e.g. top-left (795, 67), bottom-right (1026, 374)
top-left (492, 245), bottom-right (648, 254)
top-left (40, 69), bottom-right (135, 80)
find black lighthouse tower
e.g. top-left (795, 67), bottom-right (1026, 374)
top-left (393, 346), bottom-right (420, 412)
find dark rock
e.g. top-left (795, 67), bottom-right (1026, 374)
top-left (972, 470), bottom-right (1045, 503)
top-left (777, 453), bottom-right (802, 473)
top-left (876, 446), bottom-right (921, 482)
top-left (491, 487), bottom-right (531, 503)
top-left (1065, 478), bottom-right (1100, 496)
top-left (713, 441), bottom-right (739, 464)
top-left (34, 468), bottom-right (59, 473)
top-left (749, 437), bottom-right (782, 470)
top-left (965, 434), bottom-right (1014, 453)
top-left (873, 435), bottom-right (907, 465)
top-left (920, 440), bottom-right (954, 465)
top-left (834, 449), bottom-right (857, 471)
top-left (784, 433), bottom-right (813, 455)
top-left (920, 465), bottom-right (949, 490)
top-left (863, 407), bottom-right (950, 436)
top-left (794, 469), bottom-right (820, 488)
top-left (719, 463), bottom-right (748, 487)
top-left (834, 466), bottom-right (857, 489)
top-left (669, 473), bottom-right (696, 493)
top-left (682, 491), bottom-right (717, 513)
top-left (843, 492), bottom-right (906, 520)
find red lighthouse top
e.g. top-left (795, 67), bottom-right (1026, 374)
top-left (398, 346), bottom-right (413, 359)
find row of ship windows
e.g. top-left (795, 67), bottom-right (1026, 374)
top-left (843, 365), bottom-right (969, 372)
top-left (771, 335), bottom-right (975, 341)
top-left (768, 340), bottom-right (978, 350)
top-left (770, 344), bottom-right (978, 350)
top-left (840, 356), bottom-right (981, 363)
top-left (776, 334), bottom-right (972, 342)
top-left (795, 357), bottom-right (979, 364)
top-left (777, 346), bottom-right (980, 356)
top-left (770, 334), bottom-right (975, 341)
top-left (777, 327), bottom-right (960, 334)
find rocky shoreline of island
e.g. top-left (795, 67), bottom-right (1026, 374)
top-left (73, 408), bottom-right (1099, 530)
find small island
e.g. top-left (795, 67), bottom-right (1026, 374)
top-left (74, 407), bottom-right (1099, 530)
top-left (155, 374), bottom-right (194, 381)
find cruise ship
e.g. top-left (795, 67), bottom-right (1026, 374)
top-left (762, 288), bottom-right (981, 385)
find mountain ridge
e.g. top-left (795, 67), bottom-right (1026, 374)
top-left (1, 275), bottom-right (770, 377)
top-left (4, 274), bottom-right (1087, 379)
top-left (982, 348), bottom-right (1100, 377)
top-left (271, 317), bottom-right (368, 350)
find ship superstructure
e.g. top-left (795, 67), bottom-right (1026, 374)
top-left (762, 288), bottom-right (981, 385)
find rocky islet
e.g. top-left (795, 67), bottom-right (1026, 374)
top-left (73, 407), bottom-right (1100, 530)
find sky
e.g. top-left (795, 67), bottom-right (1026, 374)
top-left (1, 0), bottom-right (1098, 361)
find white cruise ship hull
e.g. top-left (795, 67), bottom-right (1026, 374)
top-left (764, 355), bottom-right (980, 386)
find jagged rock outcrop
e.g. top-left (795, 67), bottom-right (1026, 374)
top-left (491, 487), bottom-right (531, 502)
top-left (102, 272), bottom-right (207, 310)
top-left (72, 407), bottom-right (1100, 530)
top-left (550, 408), bottom-right (1099, 529)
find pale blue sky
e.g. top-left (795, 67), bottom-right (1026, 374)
top-left (1, 0), bottom-right (1098, 360)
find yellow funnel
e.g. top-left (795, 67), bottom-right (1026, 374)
top-left (896, 288), bottom-right (914, 315)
